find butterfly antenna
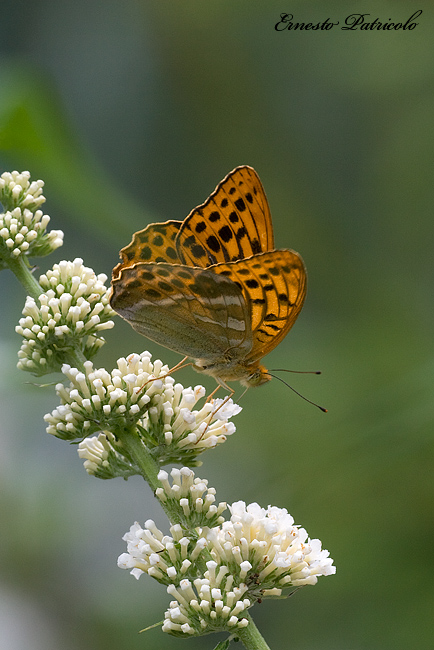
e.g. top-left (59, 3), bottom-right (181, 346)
top-left (268, 372), bottom-right (327, 413)
top-left (270, 369), bottom-right (322, 375)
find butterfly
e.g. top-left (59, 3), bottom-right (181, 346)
top-left (110, 166), bottom-right (307, 390)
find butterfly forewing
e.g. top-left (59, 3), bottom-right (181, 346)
top-left (176, 166), bottom-right (274, 267)
top-left (110, 262), bottom-right (253, 362)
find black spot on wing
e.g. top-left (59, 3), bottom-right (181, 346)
top-left (265, 323), bottom-right (280, 331)
top-left (236, 226), bottom-right (247, 241)
top-left (183, 235), bottom-right (196, 247)
top-left (191, 244), bottom-right (207, 259)
top-left (218, 225), bottom-right (233, 242)
top-left (126, 279), bottom-right (141, 289)
top-left (144, 288), bottom-right (161, 299)
top-left (257, 328), bottom-right (273, 337)
top-left (206, 235), bottom-right (221, 253)
top-left (234, 197), bottom-right (246, 212)
top-left (152, 224), bottom-right (169, 234)
top-left (166, 247), bottom-right (177, 260)
top-left (195, 221), bottom-right (207, 233)
top-left (251, 239), bottom-right (262, 255)
top-left (158, 281), bottom-right (173, 292)
top-left (140, 246), bottom-right (152, 260)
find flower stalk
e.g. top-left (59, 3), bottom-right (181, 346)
top-left (6, 253), bottom-right (43, 299)
top-left (116, 424), bottom-right (162, 491)
top-left (235, 612), bottom-right (272, 650)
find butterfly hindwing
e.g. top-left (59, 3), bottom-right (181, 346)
top-left (176, 166), bottom-right (274, 267)
top-left (112, 221), bottom-right (183, 281)
top-left (210, 250), bottom-right (307, 362)
top-left (110, 262), bottom-right (253, 362)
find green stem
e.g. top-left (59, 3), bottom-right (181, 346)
top-left (234, 612), bottom-right (272, 650)
top-left (116, 428), bottom-right (206, 527)
top-left (117, 427), bottom-right (162, 492)
top-left (66, 348), bottom-right (88, 372)
top-left (116, 429), bottom-right (174, 523)
top-left (7, 254), bottom-right (43, 299)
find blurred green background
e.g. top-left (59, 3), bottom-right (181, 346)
top-left (0, 1), bottom-right (433, 648)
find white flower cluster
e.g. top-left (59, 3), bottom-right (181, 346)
top-left (46, 353), bottom-right (239, 468)
top-left (0, 171), bottom-right (63, 262)
top-left (16, 258), bottom-right (114, 374)
top-left (0, 171), bottom-right (46, 210)
top-left (163, 567), bottom-right (250, 636)
top-left (78, 431), bottom-right (137, 479)
top-left (156, 467), bottom-right (227, 528)
top-left (119, 498), bottom-right (335, 637)
top-left (45, 353), bottom-right (170, 441)
top-left (207, 502), bottom-right (336, 596)
top-left (78, 432), bottom-right (114, 474)
top-left (142, 384), bottom-right (240, 465)
top-left (118, 519), bottom-right (208, 584)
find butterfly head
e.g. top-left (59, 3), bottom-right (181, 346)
top-left (241, 364), bottom-right (272, 388)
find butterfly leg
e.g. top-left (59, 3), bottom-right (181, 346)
top-left (167, 355), bottom-right (192, 375)
top-left (138, 356), bottom-right (192, 393)
top-left (205, 385), bottom-right (221, 403)
top-left (196, 386), bottom-right (235, 442)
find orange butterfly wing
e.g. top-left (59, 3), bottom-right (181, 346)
top-left (210, 249), bottom-right (307, 362)
top-left (111, 167), bottom-right (307, 387)
top-left (113, 221), bottom-right (183, 281)
top-left (176, 166), bottom-right (274, 267)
